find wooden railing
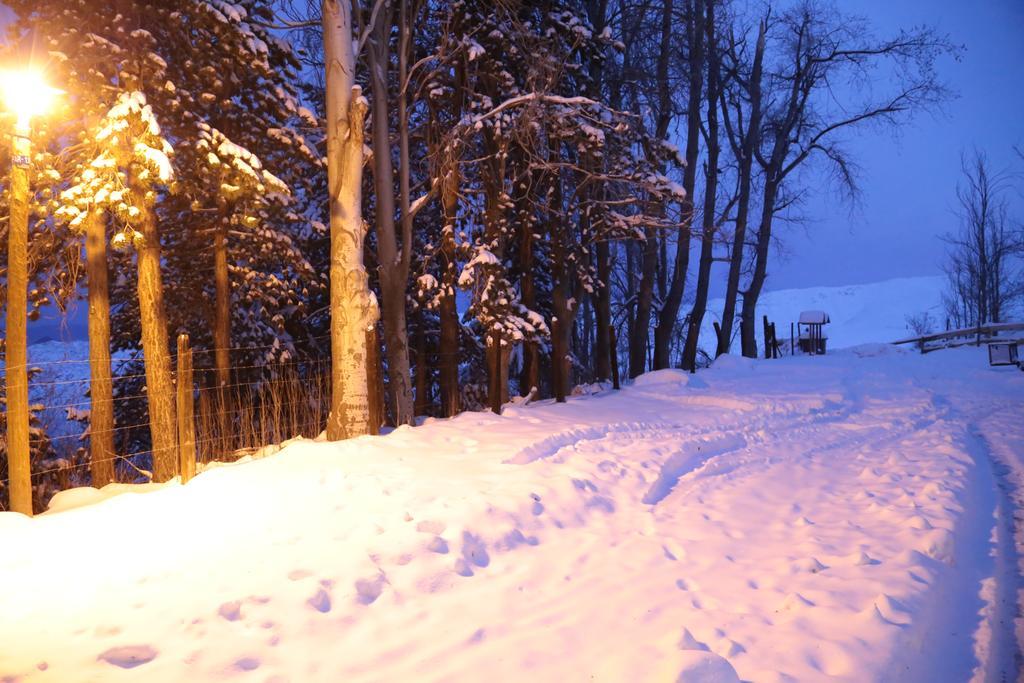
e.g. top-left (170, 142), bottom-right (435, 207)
top-left (893, 321), bottom-right (1024, 353)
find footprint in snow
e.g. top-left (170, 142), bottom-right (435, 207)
top-left (905, 514), bottom-right (932, 530)
top-left (355, 575), bottom-right (385, 605)
top-left (778, 592), bottom-right (815, 612)
top-left (234, 657), bottom-right (261, 671)
top-left (662, 542), bottom-right (683, 561)
top-left (97, 645), bottom-right (158, 669)
top-left (791, 557), bottom-right (827, 574)
top-left (307, 588), bottom-right (332, 613)
top-left (869, 593), bottom-right (913, 626)
top-left (461, 532), bottom-right (490, 569)
top-left (715, 637), bottom-right (746, 657)
top-left (218, 601), bottom-right (242, 621)
top-left (854, 550), bottom-right (880, 566)
top-left (677, 628), bottom-right (709, 651)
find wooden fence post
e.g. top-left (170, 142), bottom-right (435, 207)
top-left (762, 315), bottom-right (771, 359)
top-left (608, 324), bottom-right (620, 390)
top-left (176, 334), bottom-right (196, 484)
top-left (790, 322), bottom-right (795, 356)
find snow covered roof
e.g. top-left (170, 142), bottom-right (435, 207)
top-left (799, 310), bottom-right (830, 324)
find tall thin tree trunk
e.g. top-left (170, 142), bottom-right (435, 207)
top-left (740, 181), bottom-right (778, 358)
top-left (586, 0), bottom-right (612, 383)
top-left (681, 0), bottom-right (720, 371)
top-left (438, 167), bottom-right (461, 416)
top-left (134, 198), bottom-right (178, 482)
top-left (322, 0), bottom-right (374, 439)
top-left (212, 222), bottom-right (231, 388)
top-left (5, 131), bottom-right (31, 514)
top-left (550, 166), bottom-right (573, 398)
top-left (595, 240), bottom-right (611, 381)
top-left (717, 20), bottom-right (765, 357)
top-left (86, 210), bottom-right (115, 487)
top-left (519, 194), bottom-right (540, 395)
top-left (413, 309), bottom-right (429, 415)
top-left (629, 231), bottom-right (657, 377)
top-left (367, 10), bottom-right (415, 426)
top-left (654, 0), bottom-right (702, 369)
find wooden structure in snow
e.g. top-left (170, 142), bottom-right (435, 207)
top-left (798, 310), bottom-right (830, 355)
top-left (987, 342), bottom-right (1020, 368)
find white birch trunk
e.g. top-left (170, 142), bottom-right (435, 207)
top-left (322, 0), bottom-right (376, 439)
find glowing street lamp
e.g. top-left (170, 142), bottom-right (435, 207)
top-left (2, 69), bottom-right (61, 516)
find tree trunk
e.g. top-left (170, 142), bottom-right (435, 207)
top-left (518, 195), bottom-right (540, 395)
top-left (740, 180), bottom-right (779, 358)
top-left (322, 0), bottom-right (375, 439)
top-left (681, 0), bottom-right (720, 371)
top-left (134, 197), bottom-right (178, 482)
top-left (585, 0), bottom-right (612, 384)
top-left (629, 230), bottom-right (657, 377)
top-left (654, 0), bottom-right (701, 370)
top-left (413, 309), bottom-right (429, 415)
top-left (438, 166), bottom-right (461, 417)
top-left (86, 210), bottom-right (116, 487)
top-left (5, 133), bottom-right (31, 514)
top-left (367, 12), bottom-right (415, 426)
top-left (212, 221), bottom-right (231, 388)
top-left (717, 20), bottom-right (765, 357)
top-left (594, 240), bottom-right (611, 381)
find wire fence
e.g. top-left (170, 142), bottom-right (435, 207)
top-left (0, 338), bottom-right (335, 512)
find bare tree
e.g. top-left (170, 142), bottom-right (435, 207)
top-left (942, 151), bottom-right (1023, 327)
top-left (716, 13), bottom-right (766, 357)
top-left (679, 0), bottom-right (721, 371)
top-left (650, 0), bottom-right (697, 373)
top-left (738, 3), bottom-right (954, 357)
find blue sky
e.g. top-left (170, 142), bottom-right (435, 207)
top-left (769, 0), bottom-right (1024, 289)
top-left (3, 1), bottom-right (1022, 341)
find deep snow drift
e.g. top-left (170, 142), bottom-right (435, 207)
top-left (0, 344), bottom-right (1021, 682)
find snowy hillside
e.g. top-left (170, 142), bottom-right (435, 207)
top-left (704, 275), bottom-right (945, 351)
top-left (1, 344), bottom-right (1021, 682)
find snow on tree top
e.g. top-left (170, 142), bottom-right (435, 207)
top-left (197, 123), bottom-right (289, 196)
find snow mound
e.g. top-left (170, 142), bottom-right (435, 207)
top-left (709, 354), bottom-right (757, 372)
top-left (45, 482), bottom-right (167, 514)
top-left (632, 368), bottom-right (692, 387)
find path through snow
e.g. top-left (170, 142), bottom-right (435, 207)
top-left (0, 345), bottom-right (1021, 682)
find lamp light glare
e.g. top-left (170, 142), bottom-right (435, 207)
top-left (1, 70), bottom-right (61, 128)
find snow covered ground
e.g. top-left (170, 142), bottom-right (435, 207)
top-left (1, 342), bottom-right (1021, 682)
top-left (704, 275), bottom-right (945, 351)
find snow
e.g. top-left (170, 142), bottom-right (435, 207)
top-left (704, 275), bottom-right (945, 351)
top-left (1, 342), bottom-right (1021, 682)
top-left (798, 310), bottom-right (830, 324)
